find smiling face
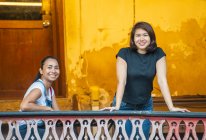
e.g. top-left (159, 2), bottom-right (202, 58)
top-left (134, 28), bottom-right (151, 54)
top-left (39, 58), bottom-right (60, 82)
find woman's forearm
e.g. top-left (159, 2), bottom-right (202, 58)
top-left (158, 79), bottom-right (174, 110)
top-left (115, 57), bottom-right (127, 110)
top-left (21, 103), bottom-right (53, 111)
top-left (115, 82), bottom-right (126, 109)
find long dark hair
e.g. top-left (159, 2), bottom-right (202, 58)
top-left (34, 56), bottom-right (59, 82)
top-left (130, 21), bottom-right (157, 53)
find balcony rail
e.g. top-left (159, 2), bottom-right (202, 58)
top-left (0, 111), bottom-right (206, 140)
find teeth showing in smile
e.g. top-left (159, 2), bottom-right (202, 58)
top-left (139, 43), bottom-right (146, 45)
top-left (50, 75), bottom-right (56, 78)
top-left (139, 42), bottom-right (147, 46)
top-left (138, 40), bottom-right (147, 46)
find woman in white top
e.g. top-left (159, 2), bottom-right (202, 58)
top-left (19, 56), bottom-right (60, 139)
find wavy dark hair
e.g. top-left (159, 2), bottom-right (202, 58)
top-left (34, 56), bottom-right (59, 82)
top-left (130, 21), bottom-right (157, 53)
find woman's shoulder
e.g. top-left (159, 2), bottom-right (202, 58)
top-left (24, 81), bottom-right (44, 97)
top-left (31, 80), bottom-right (44, 88)
top-left (155, 47), bottom-right (165, 54)
top-left (118, 47), bottom-right (132, 54)
top-left (153, 47), bottom-right (166, 60)
top-left (119, 47), bottom-right (130, 51)
top-left (28, 81), bottom-right (45, 93)
top-left (117, 47), bottom-right (131, 58)
top-left (156, 47), bottom-right (164, 51)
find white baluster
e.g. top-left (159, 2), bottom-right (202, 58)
top-left (50, 120), bottom-right (60, 140)
top-left (31, 120), bottom-right (41, 140)
top-left (202, 119), bottom-right (206, 140)
top-left (15, 121), bottom-right (23, 140)
top-left (95, 119), bottom-right (111, 140)
top-left (112, 119), bottom-right (129, 140)
top-left (183, 120), bottom-right (198, 140)
top-left (149, 119), bottom-right (165, 140)
top-left (166, 120), bottom-right (181, 140)
top-left (78, 119), bottom-right (94, 140)
top-left (130, 118), bottom-right (145, 140)
top-left (0, 121), bottom-right (5, 140)
top-left (60, 119), bottom-right (77, 140)
top-left (6, 121), bottom-right (15, 140)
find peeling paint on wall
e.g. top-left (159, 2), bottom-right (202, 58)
top-left (153, 19), bottom-right (206, 95)
top-left (64, 0), bottom-right (206, 110)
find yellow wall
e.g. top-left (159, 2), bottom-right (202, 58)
top-left (64, 0), bottom-right (206, 109)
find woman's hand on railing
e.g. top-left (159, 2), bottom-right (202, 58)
top-left (46, 106), bottom-right (54, 111)
top-left (169, 106), bottom-right (190, 112)
top-left (100, 106), bottom-right (119, 112)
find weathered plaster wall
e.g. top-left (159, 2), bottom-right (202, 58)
top-left (64, 0), bottom-right (206, 109)
top-left (134, 0), bottom-right (206, 96)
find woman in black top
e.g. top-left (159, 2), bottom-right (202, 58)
top-left (102, 21), bottom-right (189, 139)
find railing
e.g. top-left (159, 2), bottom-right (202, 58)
top-left (0, 111), bottom-right (206, 140)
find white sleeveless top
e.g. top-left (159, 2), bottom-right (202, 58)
top-left (23, 79), bottom-right (54, 106)
top-left (19, 79), bottom-right (55, 126)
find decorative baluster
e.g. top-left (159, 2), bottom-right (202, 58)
top-left (201, 119), bottom-right (206, 140)
top-left (112, 118), bottom-right (129, 140)
top-left (42, 119), bottom-right (58, 139)
top-left (30, 120), bottom-right (41, 140)
top-left (24, 121), bottom-right (31, 140)
top-left (102, 119), bottom-right (112, 140)
top-left (166, 120), bottom-right (181, 140)
top-left (95, 119), bottom-right (111, 140)
top-left (130, 118), bottom-right (145, 140)
top-left (0, 121), bottom-right (5, 140)
top-left (46, 119), bottom-right (59, 140)
top-left (78, 118), bottom-right (94, 140)
top-left (51, 120), bottom-right (60, 140)
top-left (149, 119), bottom-right (165, 140)
top-left (42, 119), bottom-right (50, 139)
top-left (60, 119), bottom-right (77, 140)
top-left (77, 119), bottom-right (85, 139)
top-left (183, 120), bottom-right (198, 140)
top-left (6, 121), bottom-right (16, 140)
top-left (15, 121), bottom-right (23, 140)
top-left (101, 135), bottom-right (106, 140)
